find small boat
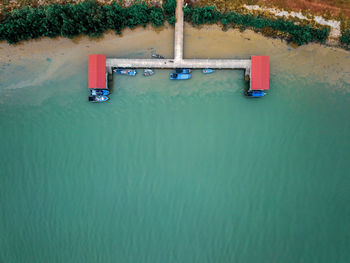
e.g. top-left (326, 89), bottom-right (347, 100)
top-left (114, 69), bottom-right (137, 76)
top-left (89, 96), bottom-right (109, 102)
top-left (202, 69), bottom-right (215, 74)
top-left (170, 73), bottom-right (191, 80)
top-left (143, 69), bottom-right (155, 76)
top-left (151, 53), bottom-right (165, 59)
top-left (176, 68), bottom-right (192, 74)
top-left (245, 90), bottom-right (267, 97)
top-left (90, 89), bottom-right (109, 96)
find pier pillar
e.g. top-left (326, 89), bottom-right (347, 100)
top-left (244, 67), bottom-right (250, 82)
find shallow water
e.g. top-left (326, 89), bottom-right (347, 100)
top-left (1, 26), bottom-right (350, 263)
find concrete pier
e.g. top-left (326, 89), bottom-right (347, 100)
top-left (106, 59), bottom-right (251, 70)
top-left (106, 0), bottom-right (252, 75)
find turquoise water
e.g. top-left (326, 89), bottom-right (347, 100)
top-left (1, 53), bottom-right (350, 262)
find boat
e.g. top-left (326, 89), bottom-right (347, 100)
top-left (170, 73), bottom-right (191, 80)
top-left (202, 69), bottom-right (215, 74)
top-left (114, 69), bottom-right (137, 76)
top-left (151, 53), bottom-right (165, 59)
top-left (90, 89), bottom-right (109, 96)
top-left (176, 68), bottom-right (192, 74)
top-left (88, 96), bottom-right (109, 102)
top-left (245, 90), bottom-right (267, 97)
top-left (143, 69), bottom-right (155, 76)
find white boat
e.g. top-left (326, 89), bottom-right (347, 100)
top-left (143, 69), bottom-right (155, 76)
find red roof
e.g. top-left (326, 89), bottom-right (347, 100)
top-left (250, 56), bottom-right (269, 90)
top-left (88, 55), bottom-right (106, 89)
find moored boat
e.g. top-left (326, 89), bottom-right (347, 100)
top-left (151, 53), bottom-right (165, 59)
top-left (114, 69), bottom-right (137, 76)
top-left (143, 69), bottom-right (155, 76)
top-left (176, 68), bottom-right (192, 74)
top-left (89, 95), bottom-right (109, 102)
top-left (90, 89), bottom-right (109, 96)
top-left (245, 90), bottom-right (267, 97)
top-left (170, 73), bottom-right (191, 80)
top-left (202, 69), bottom-right (215, 74)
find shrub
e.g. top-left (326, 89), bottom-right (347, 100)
top-left (184, 6), bottom-right (329, 45)
top-left (0, 0), bottom-right (168, 44)
top-left (162, 0), bottom-right (176, 25)
top-left (340, 29), bottom-right (350, 46)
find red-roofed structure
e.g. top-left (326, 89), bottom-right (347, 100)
top-left (250, 56), bottom-right (269, 91)
top-left (88, 55), bottom-right (106, 89)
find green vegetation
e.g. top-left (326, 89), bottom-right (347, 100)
top-left (162, 0), bottom-right (176, 26)
top-left (183, 6), bottom-right (330, 45)
top-left (0, 0), bottom-right (331, 46)
top-left (340, 17), bottom-right (350, 47)
top-left (0, 0), bottom-right (175, 44)
top-left (340, 29), bottom-right (350, 46)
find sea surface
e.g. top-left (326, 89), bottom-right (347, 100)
top-left (1, 26), bottom-right (350, 262)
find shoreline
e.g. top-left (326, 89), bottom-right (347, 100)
top-left (1, 1), bottom-right (349, 49)
top-left (1, 24), bottom-right (349, 89)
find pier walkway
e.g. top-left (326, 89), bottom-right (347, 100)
top-left (106, 59), bottom-right (251, 70)
top-left (174, 0), bottom-right (184, 60)
top-left (106, 0), bottom-right (252, 75)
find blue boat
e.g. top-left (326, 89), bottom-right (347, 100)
top-left (90, 89), bottom-right (109, 96)
top-left (170, 73), bottom-right (191, 80)
top-left (114, 69), bottom-right (137, 76)
top-left (176, 68), bottom-right (192, 74)
top-left (202, 69), bottom-right (215, 74)
top-left (245, 90), bottom-right (267, 97)
top-left (89, 95), bottom-right (109, 102)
